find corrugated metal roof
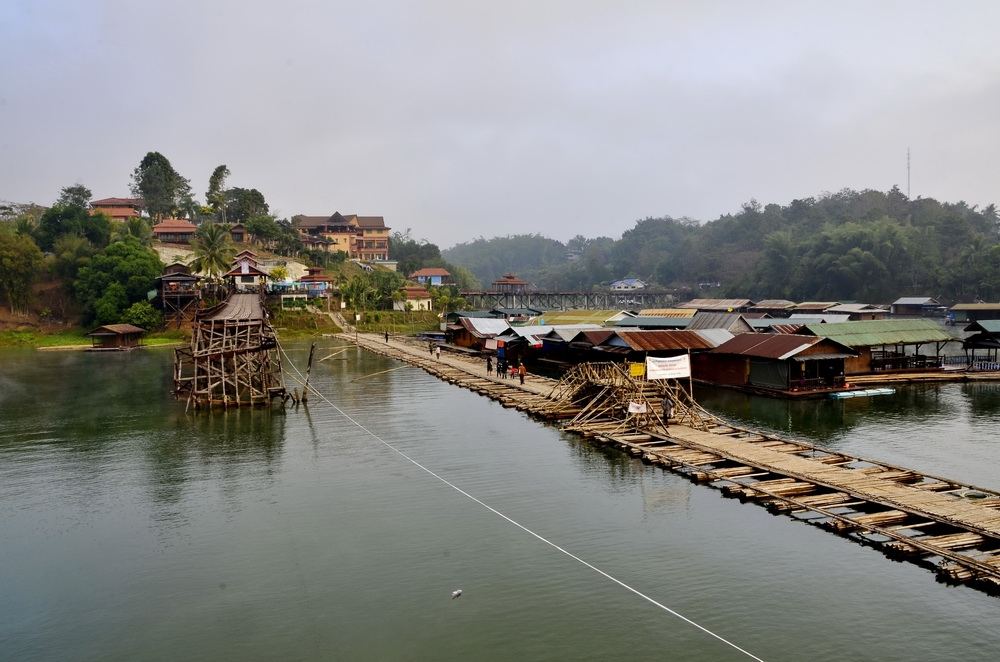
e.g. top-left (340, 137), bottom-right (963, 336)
top-left (951, 303), bottom-right (1000, 311)
top-left (638, 308), bottom-right (697, 318)
top-left (788, 313), bottom-right (850, 323)
top-left (613, 316), bottom-right (691, 329)
top-left (748, 319), bottom-right (807, 334)
top-left (612, 330), bottom-right (728, 351)
top-left (568, 329), bottom-right (618, 345)
top-left (679, 298), bottom-right (754, 310)
top-left (826, 303), bottom-right (884, 313)
top-left (540, 325), bottom-right (605, 341)
top-left (892, 297), bottom-right (939, 305)
top-left (793, 301), bottom-right (839, 311)
top-left (801, 319), bottom-right (956, 346)
top-left (501, 324), bottom-right (600, 340)
top-left (686, 312), bottom-right (754, 333)
top-left (711, 333), bottom-right (854, 359)
top-left (537, 310), bottom-right (632, 325)
top-left (964, 320), bottom-right (1000, 333)
top-left (748, 299), bottom-right (796, 310)
top-left (459, 317), bottom-right (511, 337)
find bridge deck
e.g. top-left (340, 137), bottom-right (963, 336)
top-left (202, 293), bottom-right (264, 322)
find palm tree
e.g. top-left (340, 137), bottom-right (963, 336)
top-left (189, 222), bottom-right (235, 281)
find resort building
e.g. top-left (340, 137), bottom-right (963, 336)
top-left (224, 250), bottom-right (269, 292)
top-left (291, 212), bottom-right (390, 261)
top-left (394, 285), bottom-right (433, 311)
top-left (152, 218), bottom-right (198, 243)
top-left (90, 197), bottom-right (143, 223)
top-left (409, 267), bottom-right (453, 286)
top-left (609, 278), bottom-right (647, 291)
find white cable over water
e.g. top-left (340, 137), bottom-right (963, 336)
top-left (279, 344), bottom-right (766, 662)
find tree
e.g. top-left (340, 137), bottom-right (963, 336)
top-left (207, 165), bottom-right (230, 222)
top-left (51, 234), bottom-right (94, 281)
top-left (113, 217), bottom-right (153, 245)
top-left (0, 231), bottom-right (44, 314)
top-left (269, 265), bottom-right (288, 282)
top-left (57, 184), bottom-right (92, 208)
top-left (34, 204), bottom-right (110, 252)
top-left (130, 151), bottom-right (191, 220)
top-left (120, 300), bottom-right (163, 330)
top-left (188, 222), bottom-right (235, 280)
top-left (224, 187), bottom-right (268, 222)
top-left (74, 238), bottom-right (162, 323)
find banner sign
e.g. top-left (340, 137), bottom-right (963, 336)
top-left (646, 354), bottom-right (691, 380)
top-left (627, 401), bottom-right (647, 414)
top-left (628, 362), bottom-right (646, 378)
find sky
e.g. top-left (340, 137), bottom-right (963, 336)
top-left (2, 1), bottom-right (999, 247)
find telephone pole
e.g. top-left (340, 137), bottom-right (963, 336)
top-left (907, 147), bottom-right (911, 198)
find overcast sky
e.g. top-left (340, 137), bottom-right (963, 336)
top-left (2, 1), bottom-right (998, 247)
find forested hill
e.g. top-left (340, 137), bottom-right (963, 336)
top-left (442, 187), bottom-right (1000, 303)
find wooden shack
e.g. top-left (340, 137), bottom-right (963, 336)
top-left (446, 316), bottom-right (511, 351)
top-left (961, 320), bottom-right (1000, 369)
top-left (87, 324), bottom-right (145, 351)
top-left (692, 333), bottom-right (856, 396)
top-left (797, 320), bottom-right (955, 374)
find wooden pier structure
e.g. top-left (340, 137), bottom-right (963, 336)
top-left (346, 332), bottom-right (1000, 595)
top-left (173, 292), bottom-right (286, 409)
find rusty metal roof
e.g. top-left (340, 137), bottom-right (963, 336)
top-left (612, 330), bottom-right (729, 351)
top-left (710, 333), bottom-right (855, 359)
top-left (88, 324), bottom-right (145, 336)
top-left (793, 301), bottom-right (839, 311)
top-left (679, 298), bottom-right (754, 310)
top-left (686, 312), bottom-right (754, 333)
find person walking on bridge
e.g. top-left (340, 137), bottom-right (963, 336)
top-left (384, 331), bottom-right (389, 343)
top-left (435, 345), bottom-right (441, 360)
top-left (518, 362), bottom-right (526, 385)
top-left (486, 356), bottom-right (493, 376)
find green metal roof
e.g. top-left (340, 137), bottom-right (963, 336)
top-left (802, 319), bottom-right (955, 347)
top-left (965, 320), bottom-right (1000, 334)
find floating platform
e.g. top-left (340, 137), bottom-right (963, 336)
top-left (345, 332), bottom-right (1000, 596)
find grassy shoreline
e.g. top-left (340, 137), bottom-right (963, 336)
top-left (0, 327), bottom-right (188, 349)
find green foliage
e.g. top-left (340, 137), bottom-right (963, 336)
top-left (442, 188), bottom-right (1000, 302)
top-left (207, 164), bottom-right (230, 221)
top-left (74, 238), bottom-right (163, 324)
top-left (51, 234), bottom-right (94, 281)
top-left (130, 151), bottom-right (191, 219)
top-left (120, 300), bottom-right (163, 330)
top-left (34, 204), bottom-right (110, 252)
top-left (188, 222), bottom-right (235, 280)
top-left (390, 230), bottom-right (443, 275)
top-left (224, 187), bottom-right (268, 222)
top-left (0, 232), bottom-right (44, 314)
top-left (113, 217), bottom-right (153, 245)
top-left (57, 184), bottom-right (92, 208)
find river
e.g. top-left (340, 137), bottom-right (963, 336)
top-left (1, 343), bottom-right (998, 661)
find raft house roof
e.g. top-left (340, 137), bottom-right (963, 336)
top-left (951, 302), bottom-right (1000, 311)
top-left (454, 317), bottom-right (511, 338)
top-left (964, 320), bottom-right (1000, 334)
top-left (87, 323), bottom-right (145, 337)
top-left (788, 313), bottom-right (850, 324)
top-left (612, 316), bottom-right (691, 329)
top-left (609, 329), bottom-right (733, 352)
top-left (686, 311), bottom-right (754, 334)
top-left (748, 299), bottom-right (796, 311)
top-left (710, 333), bottom-right (856, 360)
top-left (798, 319), bottom-right (955, 347)
top-left (747, 319), bottom-right (806, 334)
top-left (533, 309), bottom-right (634, 325)
top-left (151, 218), bottom-right (197, 233)
top-left (678, 298), bottom-right (754, 311)
top-left (826, 303), bottom-right (885, 314)
top-left (638, 308), bottom-right (697, 318)
top-left (892, 296), bottom-right (940, 306)
top-left (491, 307), bottom-right (543, 317)
top-left (792, 301), bottom-right (839, 312)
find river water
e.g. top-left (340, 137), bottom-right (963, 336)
top-left (1, 343), bottom-right (998, 661)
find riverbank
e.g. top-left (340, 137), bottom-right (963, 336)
top-left (0, 327), bottom-right (187, 349)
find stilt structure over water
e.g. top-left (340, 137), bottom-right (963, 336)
top-left (173, 292), bottom-right (286, 409)
top-left (345, 333), bottom-right (1000, 595)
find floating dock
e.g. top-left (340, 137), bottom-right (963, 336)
top-left (345, 333), bottom-right (1000, 595)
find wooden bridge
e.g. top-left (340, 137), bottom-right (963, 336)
top-left (173, 293), bottom-right (286, 409)
top-left (460, 290), bottom-right (678, 310)
top-left (347, 333), bottom-right (1000, 595)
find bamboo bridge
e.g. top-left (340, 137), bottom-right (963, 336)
top-left (346, 332), bottom-right (1000, 595)
top-left (173, 292), bottom-right (286, 409)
